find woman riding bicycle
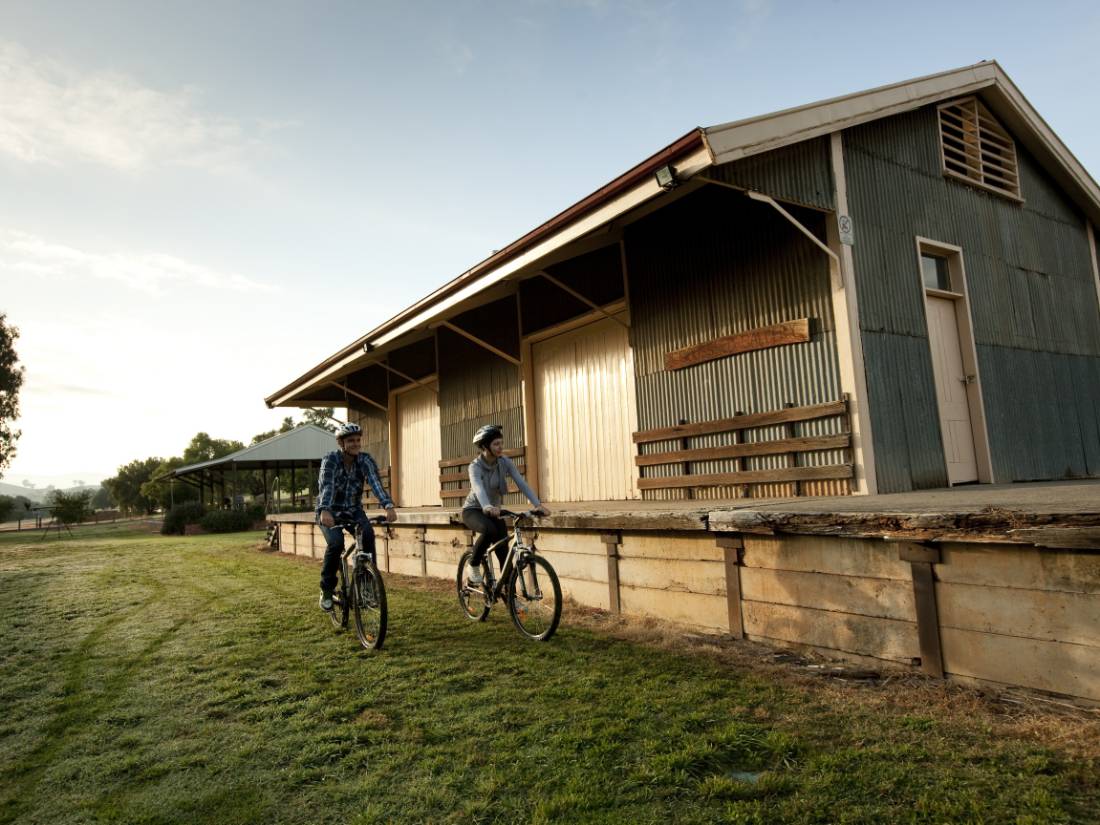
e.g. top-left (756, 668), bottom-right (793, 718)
top-left (463, 424), bottom-right (549, 585)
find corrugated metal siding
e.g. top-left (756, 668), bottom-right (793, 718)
top-left (708, 136), bottom-right (835, 211)
top-left (845, 105), bottom-right (1100, 490)
top-left (350, 404), bottom-right (389, 471)
top-left (396, 384), bottom-right (442, 507)
top-left (626, 185), bottom-right (846, 500)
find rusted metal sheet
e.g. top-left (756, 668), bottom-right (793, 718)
top-left (625, 185), bottom-right (846, 501)
top-left (844, 104), bottom-right (1100, 491)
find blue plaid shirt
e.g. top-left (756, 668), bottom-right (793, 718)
top-left (316, 450), bottom-right (394, 514)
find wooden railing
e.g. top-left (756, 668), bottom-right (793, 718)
top-left (632, 399), bottom-right (851, 494)
top-left (362, 467), bottom-right (392, 506)
top-left (439, 448), bottom-right (526, 502)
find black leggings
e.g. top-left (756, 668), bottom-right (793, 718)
top-left (462, 509), bottom-right (508, 571)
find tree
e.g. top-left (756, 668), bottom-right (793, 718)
top-left (302, 408), bottom-right (338, 432)
top-left (0, 314), bottom-right (25, 478)
top-left (251, 416), bottom-right (296, 446)
top-left (182, 432), bottom-right (244, 464)
top-left (51, 490), bottom-right (91, 525)
top-left (91, 486), bottom-right (116, 510)
top-left (140, 456), bottom-right (199, 511)
top-left (103, 457), bottom-right (162, 515)
top-left (0, 495), bottom-right (14, 522)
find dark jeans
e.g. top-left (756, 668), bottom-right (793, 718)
top-left (462, 508), bottom-right (508, 572)
top-left (318, 511), bottom-right (375, 594)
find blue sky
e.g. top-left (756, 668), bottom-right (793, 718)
top-left (3, 0), bottom-right (1098, 487)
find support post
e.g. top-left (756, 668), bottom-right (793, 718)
top-left (717, 534), bottom-right (745, 638)
top-left (417, 526), bottom-right (427, 577)
top-left (899, 542), bottom-right (945, 679)
top-left (600, 531), bottom-right (622, 614)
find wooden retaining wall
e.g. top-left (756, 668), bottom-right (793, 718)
top-left (274, 519), bottom-right (1100, 703)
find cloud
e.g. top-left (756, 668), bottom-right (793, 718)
top-left (24, 379), bottom-right (114, 398)
top-left (0, 42), bottom-right (287, 173)
top-left (0, 228), bottom-right (278, 294)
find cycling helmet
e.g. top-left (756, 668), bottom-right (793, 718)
top-left (472, 424), bottom-right (503, 447)
top-left (335, 422), bottom-right (362, 440)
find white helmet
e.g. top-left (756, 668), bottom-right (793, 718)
top-left (336, 422), bottom-right (362, 440)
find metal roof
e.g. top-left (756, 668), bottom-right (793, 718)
top-left (168, 425), bottom-right (336, 477)
top-left (266, 60), bottom-right (1100, 409)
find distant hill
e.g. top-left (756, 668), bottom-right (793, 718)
top-left (0, 482), bottom-right (100, 502)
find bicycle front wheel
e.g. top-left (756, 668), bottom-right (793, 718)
top-left (507, 554), bottom-right (562, 641)
top-left (329, 569), bottom-right (348, 631)
top-left (352, 564), bottom-right (387, 650)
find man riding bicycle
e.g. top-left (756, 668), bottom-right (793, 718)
top-left (463, 424), bottom-right (549, 585)
top-left (316, 422), bottom-right (397, 611)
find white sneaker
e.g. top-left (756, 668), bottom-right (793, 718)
top-left (319, 590), bottom-right (334, 611)
top-left (467, 565), bottom-right (484, 586)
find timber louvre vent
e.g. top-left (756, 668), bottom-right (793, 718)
top-left (937, 97), bottom-right (1021, 201)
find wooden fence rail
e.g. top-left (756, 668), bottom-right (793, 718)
top-left (633, 399), bottom-right (851, 494)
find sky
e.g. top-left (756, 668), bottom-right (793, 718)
top-left (3, 0), bottom-right (1098, 489)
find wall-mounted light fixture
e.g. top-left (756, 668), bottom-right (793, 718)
top-left (654, 164), bottom-right (678, 190)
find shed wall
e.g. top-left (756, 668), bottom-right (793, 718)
top-left (844, 104), bottom-right (1100, 490)
top-left (625, 186), bottom-right (846, 499)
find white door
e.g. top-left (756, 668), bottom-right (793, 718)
top-left (926, 296), bottom-right (979, 484)
top-left (533, 315), bottom-right (639, 501)
top-left (396, 384), bottom-right (441, 506)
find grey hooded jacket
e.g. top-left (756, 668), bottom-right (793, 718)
top-left (462, 455), bottom-right (541, 512)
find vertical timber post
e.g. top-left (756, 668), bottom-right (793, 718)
top-left (601, 531), bottom-right (622, 614)
top-left (417, 526), bottom-right (427, 577)
top-left (717, 534), bottom-right (745, 638)
top-left (899, 543), bottom-right (945, 679)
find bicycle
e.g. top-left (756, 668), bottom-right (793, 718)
top-left (456, 510), bottom-right (562, 641)
top-left (327, 513), bottom-right (390, 650)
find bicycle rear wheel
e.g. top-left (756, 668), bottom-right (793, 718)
top-left (456, 551), bottom-right (491, 622)
top-left (352, 563), bottom-right (387, 650)
top-left (507, 554), bottom-right (562, 641)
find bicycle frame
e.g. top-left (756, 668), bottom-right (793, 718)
top-left (475, 515), bottom-right (543, 604)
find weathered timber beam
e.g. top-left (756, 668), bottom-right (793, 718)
top-left (634, 400), bottom-right (847, 444)
top-left (329, 381), bottom-right (388, 413)
top-left (637, 464), bottom-right (853, 490)
top-left (665, 319), bottom-right (810, 371)
top-left (635, 434), bottom-right (850, 467)
top-left (436, 321), bottom-right (521, 366)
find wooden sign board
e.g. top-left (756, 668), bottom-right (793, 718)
top-left (665, 318), bottom-right (811, 371)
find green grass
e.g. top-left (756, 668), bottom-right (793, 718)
top-left (0, 524), bottom-right (1095, 824)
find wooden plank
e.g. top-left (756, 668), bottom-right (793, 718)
top-left (616, 556), bottom-right (726, 595)
top-left (618, 585), bottom-right (729, 632)
top-left (940, 626), bottom-right (1100, 702)
top-left (742, 600), bottom-right (919, 663)
top-left (439, 465), bottom-right (525, 483)
top-left (898, 543), bottom-right (941, 564)
top-left (783, 402), bottom-right (800, 497)
top-left (937, 582), bottom-right (1100, 648)
top-left (741, 566), bottom-right (914, 621)
top-left (910, 561), bottom-right (945, 678)
top-left (743, 535), bottom-right (912, 581)
top-left (1006, 527), bottom-right (1100, 550)
top-left (724, 545), bottom-right (744, 638)
top-left (438, 448), bottom-right (525, 469)
top-left (634, 434), bottom-right (850, 467)
top-left (637, 464), bottom-right (852, 490)
top-left (937, 543), bottom-right (1100, 594)
top-left (618, 532), bottom-right (724, 562)
top-left (605, 535), bottom-right (621, 615)
top-left (633, 400), bottom-right (847, 444)
top-left (441, 483), bottom-right (521, 500)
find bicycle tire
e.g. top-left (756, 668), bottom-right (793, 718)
top-left (329, 567), bottom-right (348, 631)
top-left (507, 554), bottom-right (562, 641)
top-left (352, 563), bottom-right (387, 651)
top-left (456, 550), bottom-right (491, 622)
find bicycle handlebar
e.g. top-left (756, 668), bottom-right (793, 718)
top-left (498, 509), bottom-right (542, 520)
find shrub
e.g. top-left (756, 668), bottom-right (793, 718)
top-left (162, 502), bottom-right (206, 535)
top-left (200, 509), bottom-right (254, 534)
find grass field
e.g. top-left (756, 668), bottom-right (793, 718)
top-left (1, 524), bottom-right (1097, 824)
